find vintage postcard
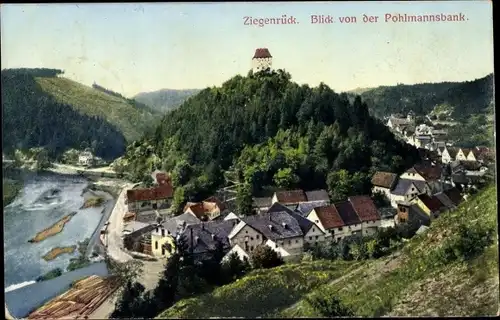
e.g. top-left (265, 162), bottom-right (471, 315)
top-left (2, 1), bottom-right (496, 319)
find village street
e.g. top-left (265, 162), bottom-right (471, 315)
top-left (105, 183), bottom-right (135, 263)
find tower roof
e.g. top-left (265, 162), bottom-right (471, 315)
top-left (253, 48), bottom-right (272, 59)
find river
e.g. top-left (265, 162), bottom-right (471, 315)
top-left (3, 172), bottom-right (110, 291)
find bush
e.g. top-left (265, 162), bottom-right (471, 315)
top-left (36, 268), bottom-right (63, 282)
top-left (306, 287), bottom-right (354, 317)
top-left (250, 245), bottom-right (284, 269)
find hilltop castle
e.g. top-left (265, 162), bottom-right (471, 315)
top-left (252, 48), bottom-right (272, 72)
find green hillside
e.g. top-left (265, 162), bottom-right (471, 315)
top-left (2, 68), bottom-right (159, 160)
top-left (35, 76), bottom-right (158, 142)
top-left (355, 73), bottom-right (494, 120)
top-left (118, 69), bottom-right (420, 200)
top-left (134, 88), bottom-right (201, 113)
top-left (159, 185), bottom-right (498, 318)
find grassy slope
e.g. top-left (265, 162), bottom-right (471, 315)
top-left (157, 260), bottom-right (363, 318)
top-left (35, 77), bottom-right (158, 142)
top-left (3, 178), bottom-right (22, 206)
top-left (159, 185), bottom-right (498, 318)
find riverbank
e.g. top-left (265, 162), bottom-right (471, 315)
top-left (2, 178), bottom-right (23, 207)
top-left (42, 246), bottom-right (77, 261)
top-left (28, 212), bottom-right (77, 243)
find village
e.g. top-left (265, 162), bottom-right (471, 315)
top-left (107, 138), bottom-right (493, 267)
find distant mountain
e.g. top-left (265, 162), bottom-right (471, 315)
top-left (1, 68), bottom-right (160, 160)
top-left (350, 73), bottom-right (494, 120)
top-left (134, 89), bottom-right (201, 113)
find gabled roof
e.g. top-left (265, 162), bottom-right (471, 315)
top-left (410, 163), bottom-right (442, 180)
top-left (296, 200), bottom-right (329, 215)
top-left (253, 48), bottom-right (272, 59)
top-left (459, 148), bottom-right (471, 155)
top-left (371, 171), bottom-right (398, 189)
top-left (417, 194), bottom-right (446, 212)
top-left (392, 179), bottom-right (422, 196)
top-left (253, 197), bottom-right (272, 208)
top-left (182, 220), bottom-right (237, 255)
top-left (444, 147), bottom-right (459, 158)
top-left (443, 187), bottom-right (463, 206)
top-left (434, 192), bottom-right (456, 210)
top-left (243, 211), bottom-right (303, 241)
top-left (223, 212), bottom-right (240, 221)
top-left (273, 190), bottom-right (307, 204)
top-left (310, 205), bottom-right (345, 229)
top-left (203, 196), bottom-right (227, 212)
top-left (334, 201), bottom-right (361, 226)
top-left (184, 197), bottom-right (226, 220)
top-left (126, 184), bottom-right (174, 202)
top-left (305, 189), bottom-right (330, 202)
top-left (161, 212), bottom-right (201, 237)
top-left (348, 195), bottom-right (381, 222)
top-left (155, 172), bottom-right (171, 186)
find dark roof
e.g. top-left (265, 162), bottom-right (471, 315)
top-left (253, 48), bottom-right (272, 59)
top-left (409, 205), bottom-right (431, 226)
top-left (460, 160), bottom-right (482, 171)
top-left (161, 212), bottom-right (201, 236)
top-left (267, 202), bottom-right (292, 214)
top-left (274, 190), bottom-right (307, 204)
top-left (378, 207), bottom-right (398, 219)
top-left (371, 171), bottom-right (398, 189)
top-left (392, 179), bottom-right (416, 196)
top-left (127, 184), bottom-right (174, 202)
top-left (444, 147), bottom-right (459, 158)
top-left (434, 192), bottom-right (456, 209)
top-left (305, 189), bottom-right (330, 202)
top-left (243, 211), bottom-right (303, 241)
top-left (410, 163), bottom-right (442, 180)
top-left (311, 205), bottom-right (345, 229)
top-left (181, 220), bottom-right (237, 255)
top-left (253, 197), bottom-right (272, 208)
top-left (348, 195), bottom-right (381, 222)
top-left (295, 200), bottom-right (329, 215)
top-left (417, 194), bottom-right (446, 212)
top-left (443, 187), bottom-right (463, 206)
top-left (334, 201), bottom-right (361, 226)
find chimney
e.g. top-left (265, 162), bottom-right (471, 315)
top-left (282, 222), bottom-right (287, 229)
top-left (211, 234), bottom-right (216, 241)
top-left (268, 224), bottom-right (273, 231)
top-left (201, 223), bottom-right (205, 231)
top-left (194, 236), bottom-right (199, 245)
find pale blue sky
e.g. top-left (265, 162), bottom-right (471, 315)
top-left (1, 1), bottom-right (494, 97)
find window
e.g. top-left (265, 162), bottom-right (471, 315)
top-left (161, 229), bottom-right (165, 237)
top-left (288, 240), bottom-right (291, 245)
top-left (256, 235), bottom-right (260, 240)
top-left (315, 220), bottom-right (319, 223)
top-left (296, 239), bottom-right (299, 243)
top-left (250, 246), bottom-right (254, 251)
top-left (156, 227), bottom-right (159, 233)
top-left (162, 247), bottom-right (165, 255)
top-left (155, 241), bottom-right (158, 249)
top-left (312, 227), bottom-right (315, 232)
top-left (250, 237), bottom-right (254, 241)
top-left (315, 236), bottom-right (319, 240)
top-left (246, 230), bottom-right (248, 234)
top-left (339, 227), bottom-right (343, 231)
top-left (152, 203), bottom-right (157, 209)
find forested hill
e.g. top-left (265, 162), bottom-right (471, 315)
top-left (1, 68), bottom-right (159, 160)
top-left (118, 69), bottom-right (420, 201)
top-left (355, 73), bottom-right (494, 119)
top-left (134, 88), bottom-right (201, 113)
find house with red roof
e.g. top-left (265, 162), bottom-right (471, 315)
top-left (399, 163), bottom-right (443, 194)
top-left (306, 205), bottom-right (346, 241)
top-left (126, 183), bottom-right (174, 213)
top-left (184, 196), bottom-right (228, 221)
top-left (348, 195), bottom-right (381, 236)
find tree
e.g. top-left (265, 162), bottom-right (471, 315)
top-left (250, 245), bottom-right (284, 269)
top-left (111, 280), bottom-right (149, 319)
top-left (152, 252), bottom-right (180, 313)
top-left (221, 252), bottom-right (251, 283)
top-left (306, 289), bottom-right (354, 317)
top-left (273, 167), bottom-right (299, 189)
top-left (171, 187), bottom-right (186, 214)
top-left (105, 258), bottom-right (144, 295)
top-left (236, 183), bottom-right (254, 216)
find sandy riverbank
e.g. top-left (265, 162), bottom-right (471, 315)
top-left (42, 246), bottom-right (77, 261)
top-left (28, 212), bottom-right (77, 243)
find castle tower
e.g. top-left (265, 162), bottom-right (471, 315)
top-left (252, 48), bottom-right (272, 72)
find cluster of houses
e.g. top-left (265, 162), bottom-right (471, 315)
top-left (121, 175), bottom-right (393, 262)
top-left (119, 136), bottom-right (493, 264)
top-left (387, 112), bottom-right (449, 151)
